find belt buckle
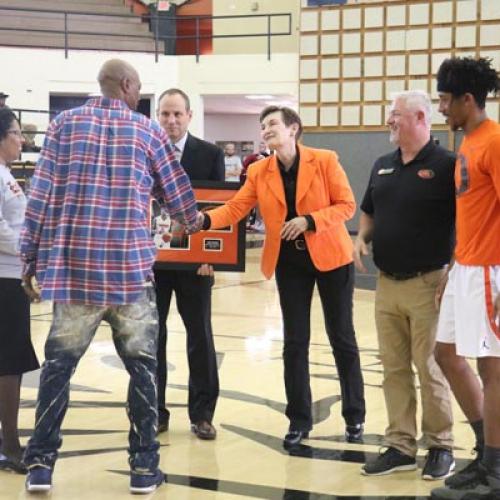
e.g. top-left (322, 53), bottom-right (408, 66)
top-left (294, 239), bottom-right (306, 250)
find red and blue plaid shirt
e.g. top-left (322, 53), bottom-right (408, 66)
top-left (21, 97), bottom-right (198, 305)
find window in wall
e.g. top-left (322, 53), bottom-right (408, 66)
top-left (49, 95), bottom-right (152, 118)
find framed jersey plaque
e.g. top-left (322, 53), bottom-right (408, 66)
top-left (152, 181), bottom-right (246, 272)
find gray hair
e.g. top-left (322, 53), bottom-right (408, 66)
top-left (391, 90), bottom-right (432, 127)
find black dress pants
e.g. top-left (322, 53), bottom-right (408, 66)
top-left (154, 269), bottom-right (219, 424)
top-left (274, 242), bottom-right (365, 431)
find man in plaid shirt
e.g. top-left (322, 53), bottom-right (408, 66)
top-left (20, 59), bottom-right (202, 495)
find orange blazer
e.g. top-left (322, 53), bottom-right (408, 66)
top-left (208, 144), bottom-right (356, 279)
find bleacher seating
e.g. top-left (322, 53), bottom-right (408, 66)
top-left (0, 0), bottom-right (158, 53)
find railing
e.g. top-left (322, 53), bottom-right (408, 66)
top-left (0, 6), bottom-right (292, 62)
top-left (11, 108), bottom-right (56, 127)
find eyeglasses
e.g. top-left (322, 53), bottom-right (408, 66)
top-left (7, 130), bottom-right (23, 138)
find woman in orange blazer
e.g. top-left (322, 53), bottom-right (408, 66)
top-left (203, 106), bottom-right (365, 447)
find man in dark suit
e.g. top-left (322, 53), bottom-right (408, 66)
top-left (154, 88), bottom-right (224, 439)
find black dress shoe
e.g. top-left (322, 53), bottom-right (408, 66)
top-left (0, 455), bottom-right (27, 474)
top-left (283, 430), bottom-right (309, 447)
top-left (191, 420), bottom-right (217, 440)
top-left (345, 423), bottom-right (364, 443)
top-left (158, 409), bottom-right (170, 434)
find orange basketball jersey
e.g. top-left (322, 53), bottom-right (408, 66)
top-left (455, 119), bottom-right (500, 265)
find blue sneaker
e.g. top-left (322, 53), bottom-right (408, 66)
top-left (130, 469), bottom-right (165, 494)
top-left (25, 465), bottom-right (53, 493)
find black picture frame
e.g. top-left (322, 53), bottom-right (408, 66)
top-left (153, 180), bottom-right (246, 272)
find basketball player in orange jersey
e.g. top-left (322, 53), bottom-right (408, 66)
top-left (431, 57), bottom-right (500, 500)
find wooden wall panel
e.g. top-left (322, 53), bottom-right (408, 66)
top-left (300, 0), bottom-right (500, 132)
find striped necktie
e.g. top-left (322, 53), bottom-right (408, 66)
top-left (174, 144), bottom-right (182, 162)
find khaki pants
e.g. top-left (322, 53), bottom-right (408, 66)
top-left (375, 269), bottom-right (453, 457)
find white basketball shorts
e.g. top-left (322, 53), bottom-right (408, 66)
top-left (436, 263), bottom-right (500, 357)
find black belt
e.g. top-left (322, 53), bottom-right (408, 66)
top-left (283, 238), bottom-right (306, 251)
top-left (382, 266), bottom-right (443, 281)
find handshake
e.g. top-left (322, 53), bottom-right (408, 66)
top-left (192, 211), bottom-right (208, 234)
top-left (177, 210), bottom-right (207, 235)
top-left (165, 210), bottom-right (215, 277)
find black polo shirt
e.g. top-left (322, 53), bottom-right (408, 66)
top-left (360, 139), bottom-right (456, 274)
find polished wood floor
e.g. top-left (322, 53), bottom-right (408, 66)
top-left (3, 247), bottom-right (476, 499)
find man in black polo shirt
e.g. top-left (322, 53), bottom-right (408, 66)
top-left (354, 90), bottom-right (456, 480)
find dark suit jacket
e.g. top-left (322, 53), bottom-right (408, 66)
top-left (180, 133), bottom-right (225, 182)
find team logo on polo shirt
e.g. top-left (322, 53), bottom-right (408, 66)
top-left (417, 169), bottom-right (435, 179)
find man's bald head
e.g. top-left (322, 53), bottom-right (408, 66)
top-left (97, 59), bottom-right (142, 110)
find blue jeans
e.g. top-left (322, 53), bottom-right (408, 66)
top-left (24, 286), bottom-right (160, 472)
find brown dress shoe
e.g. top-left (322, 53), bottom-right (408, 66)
top-left (190, 420), bottom-right (217, 440)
